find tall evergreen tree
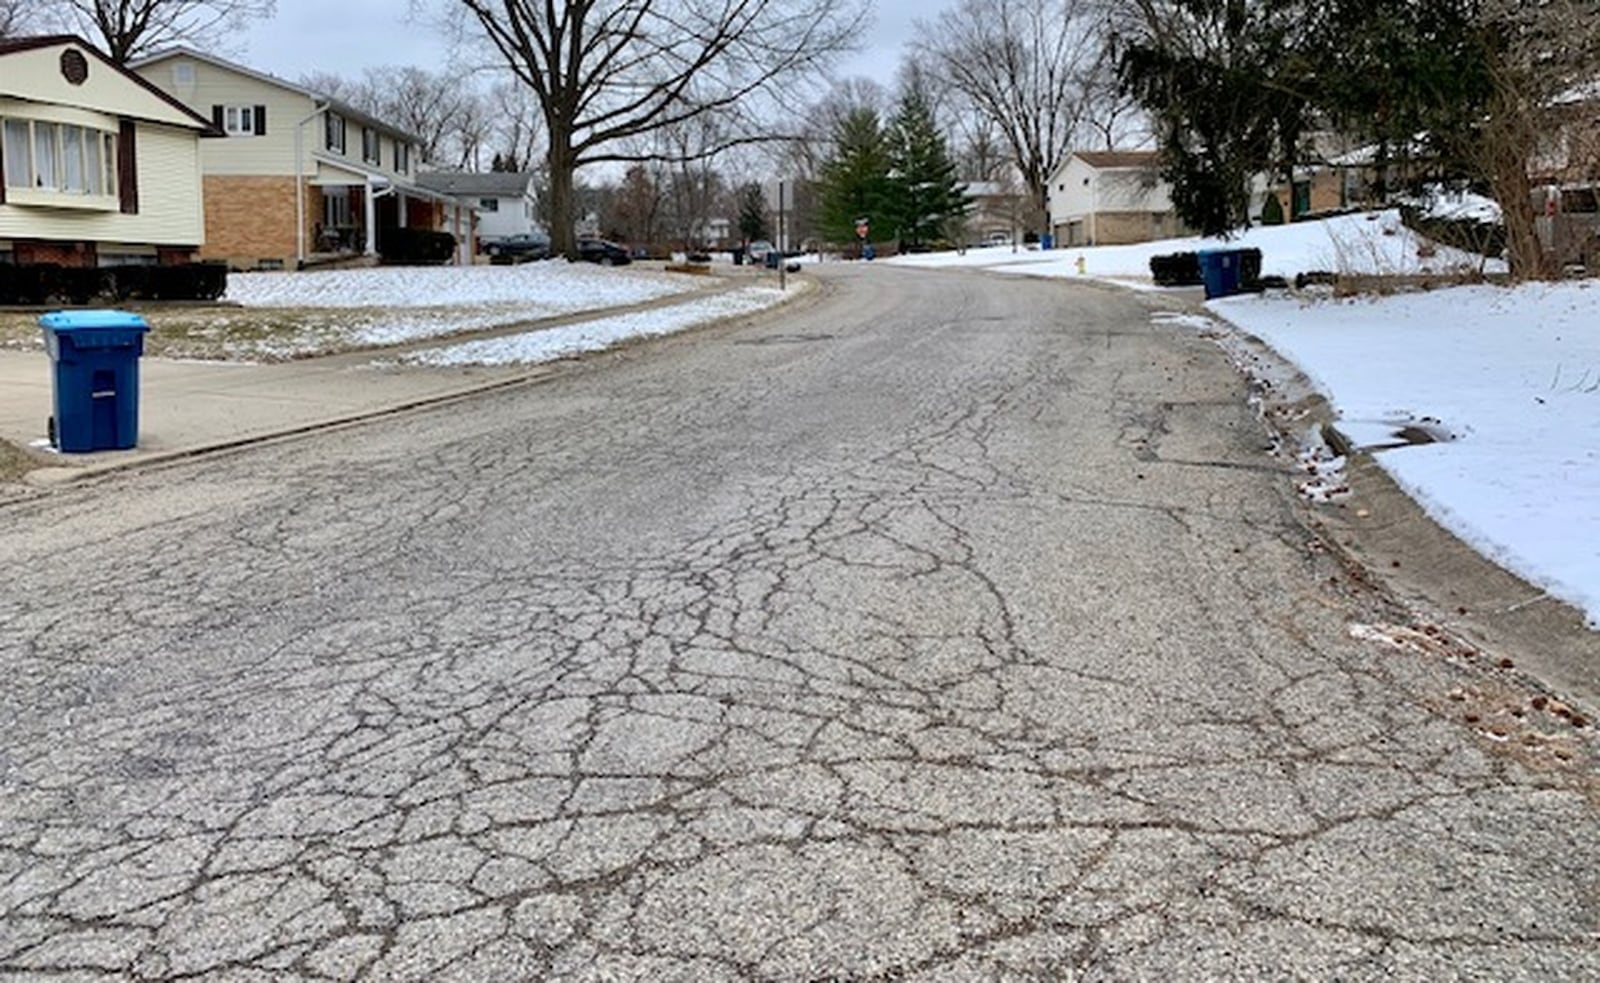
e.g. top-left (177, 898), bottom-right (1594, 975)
top-left (884, 86), bottom-right (972, 248)
top-left (817, 108), bottom-right (892, 245)
top-left (1117, 0), bottom-right (1311, 237)
top-left (737, 183), bottom-right (770, 241)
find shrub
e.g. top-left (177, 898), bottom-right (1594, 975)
top-left (1261, 193), bottom-right (1285, 226)
top-left (380, 227), bottom-right (457, 265)
top-left (1149, 251), bottom-right (1202, 286)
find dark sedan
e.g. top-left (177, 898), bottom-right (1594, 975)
top-left (485, 233), bottom-right (551, 263)
top-left (574, 239), bottom-right (633, 266)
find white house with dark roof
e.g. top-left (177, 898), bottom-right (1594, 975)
top-left (130, 46), bottom-right (472, 269)
top-left (1, 35), bottom-right (215, 268)
top-left (414, 170), bottom-right (541, 247)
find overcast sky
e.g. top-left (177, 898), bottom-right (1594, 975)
top-left (232, 0), bottom-right (955, 91)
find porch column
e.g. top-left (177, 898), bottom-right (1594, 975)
top-left (398, 194), bottom-right (408, 228)
top-left (364, 179), bottom-right (378, 256)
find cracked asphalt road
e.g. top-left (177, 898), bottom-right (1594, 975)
top-left (1, 264), bottom-right (1596, 980)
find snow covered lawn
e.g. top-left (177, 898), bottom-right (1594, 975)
top-left (394, 286), bottom-right (789, 367)
top-left (214, 261), bottom-right (704, 357)
top-left (890, 210), bottom-right (1501, 286)
top-left (0, 262), bottom-right (711, 363)
top-left (1211, 282), bottom-right (1600, 626)
top-left (224, 260), bottom-right (695, 313)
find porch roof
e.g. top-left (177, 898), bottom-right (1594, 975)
top-left (309, 154), bottom-right (465, 206)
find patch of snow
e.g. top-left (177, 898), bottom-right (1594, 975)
top-left (890, 210), bottom-right (1503, 284)
top-left (1292, 426), bottom-right (1351, 504)
top-left (396, 286), bottom-right (789, 367)
top-left (1213, 281), bottom-right (1600, 626)
top-left (225, 261), bottom-right (697, 312)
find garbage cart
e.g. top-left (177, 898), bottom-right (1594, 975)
top-left (39, 310), bottom-right (150, 453)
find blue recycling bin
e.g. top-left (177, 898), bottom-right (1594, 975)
top-left (1196, 248), bottom-right (1246, 299)
top-left (1040, 233), bottom-right (1054, 250)
top-left (39, 310), bottom-right (150, 453)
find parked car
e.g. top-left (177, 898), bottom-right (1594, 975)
top-left (574, 239), bottom-right (633, 266)
top-left (485, 233), bottom-right (551, 263)
top-left (746, 239), bottom-right (775, 264)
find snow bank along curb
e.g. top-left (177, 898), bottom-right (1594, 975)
top-left (1158, 289), bottom-right (1600, 712)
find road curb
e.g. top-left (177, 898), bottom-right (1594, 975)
top-left (1198, 305), bottom-right (1600, 715)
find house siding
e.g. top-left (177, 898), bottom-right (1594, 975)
top-left (200, 174), bottom-right (299, 266)
top-left (1088, 211), bottom-right (1173, 246)
top-left (134, 57), bottom-right (311, 177)
top-left (2, 41), bottom-right (200, 130)
top-left (0, 121), bottom-right (203, 247)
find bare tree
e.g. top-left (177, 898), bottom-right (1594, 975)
top-left (0, 0), bottom-right (36, 37)
top-left (483, 80), bottom-right (541, 175)
top-left (1462, 0), bottom-right (1600, 278)
top-left (915, 0), bottom-right (1111, 229)
top-left (451, 0), bottom-right (866, 255)
top-left (301, 66), bottom-right (493, 170)
top-left (298, 70), bottom-right (371, 108)
top-left (56, 0), bottom-right (276, 63)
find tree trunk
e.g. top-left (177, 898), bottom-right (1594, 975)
top-left (547, 134), bottom-right (577, 258)
top-left (1493, 161), bottom-right (1549, 281)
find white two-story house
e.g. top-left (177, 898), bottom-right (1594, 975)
top-left (414, 170), bottom-right (539, 249)
top-left (130, 47), bottom-right (473, 269)
top-left (1047, 150), bottom-right (1187, 247)
top-left (1, 35), bottom-right (213, 268)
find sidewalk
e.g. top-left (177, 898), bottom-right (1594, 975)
top-left (0, 266), bottom-right (801, 484)
top-left (0, 349), bottom-right (539, 483)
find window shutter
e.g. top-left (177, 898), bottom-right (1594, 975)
top-left (212, 105), bottom-right (224, 130)
top-left (0, 135), bottom-right (6, 205)
top-left (118, 119), bottom-right (139, 215)
top-left (254, 105), bottom-right (266, 135)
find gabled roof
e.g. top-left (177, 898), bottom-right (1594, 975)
top-left (0, 35), bottom-right (218, 133)
top-left (414, 171), bottom-right (537, 197)
top-left (1073, 150), bottom-right (1162, 170)
top-left (130, 46), bottom-right (424, 145)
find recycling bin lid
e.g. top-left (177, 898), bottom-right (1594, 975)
top-left (39, 310), bottom-right (150, 331)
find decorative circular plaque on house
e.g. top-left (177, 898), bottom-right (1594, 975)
top-left (61, 49), bottom-right (89, 85)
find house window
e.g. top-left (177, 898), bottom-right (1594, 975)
top-left (173, 62), bottom-right (195, 85)
top-left (362, 126), bottom-right (379, 164)
top-left (394, 142), bottom-right (410, 174)
top-left (324, 113), bottom-right (346, 153)
top-left (478, 197), bottom-right (499, 212)
top-left (323, 187), bottom-right (353, 229)
top-left (3, 119), bottom-right (30, 188)
top-left (1, 118), bottom-right (116, 198)
top-left (223, 105), bottom-right (256, 136)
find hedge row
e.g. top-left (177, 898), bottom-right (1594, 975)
top-left (380, 228), bottom-right (457, 265)
top-left (1150, 248), bottom-right (1265, 289)
top-left (0, 262), bottom-right (229, 305)
top-left (1149, 251), bottom-right (1202, 286)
